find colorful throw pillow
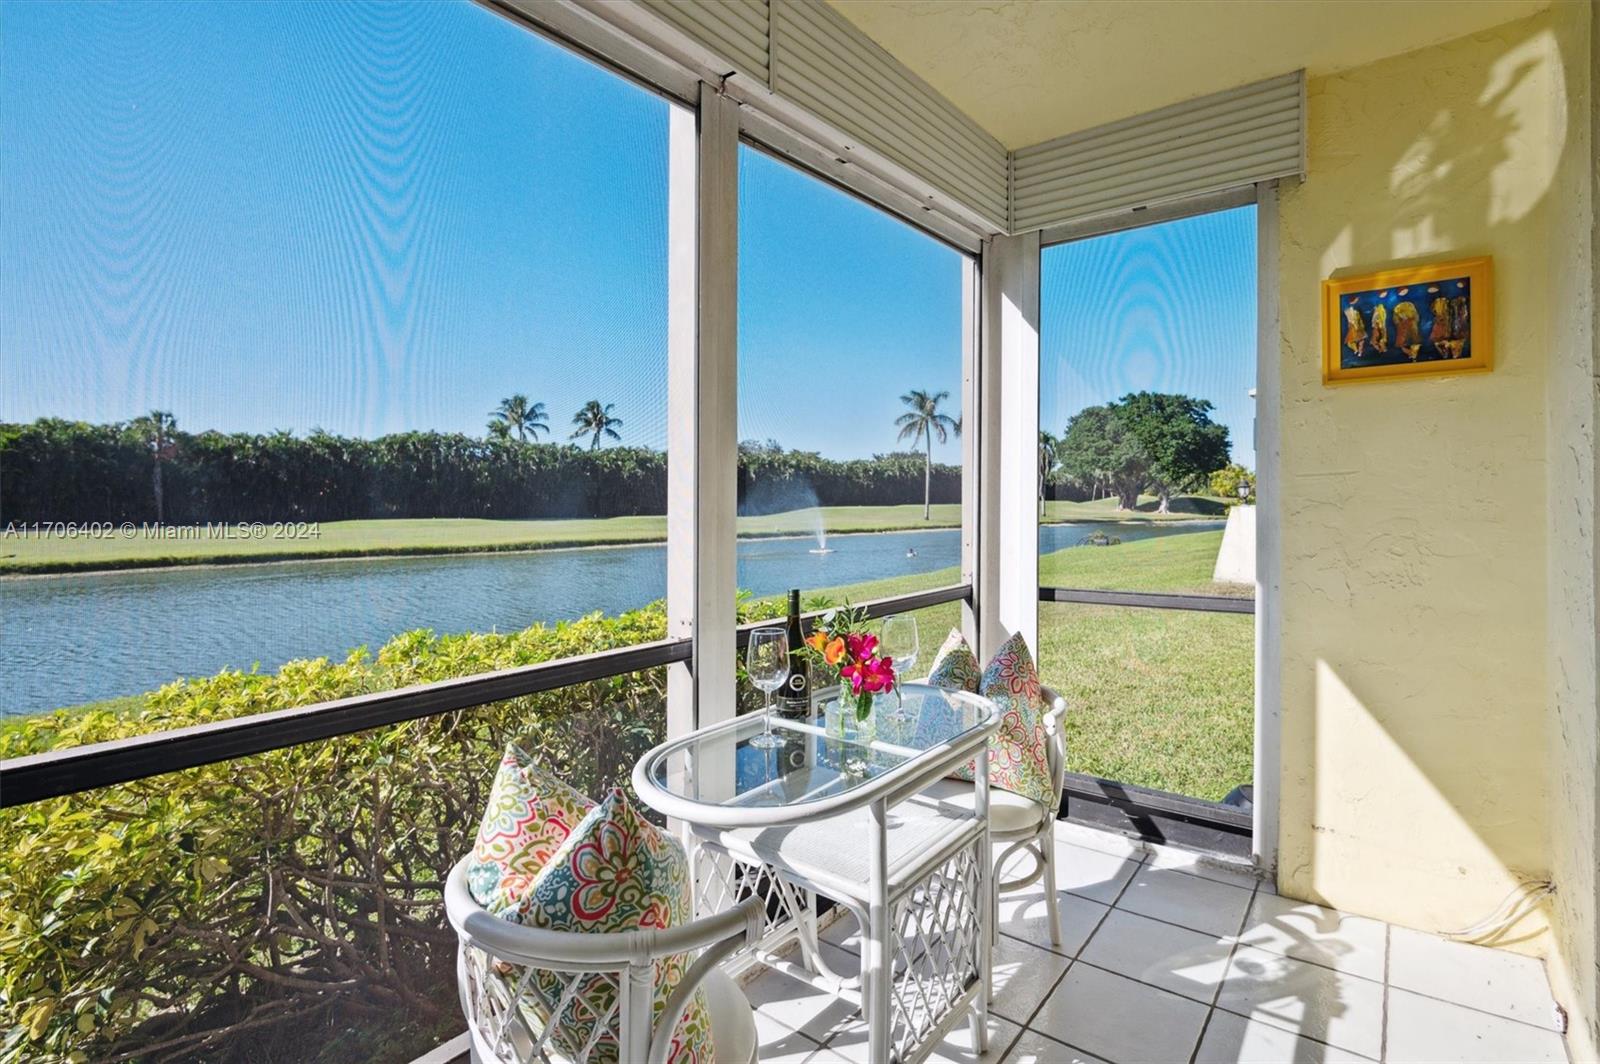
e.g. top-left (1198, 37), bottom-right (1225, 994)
top-left (467, 744), bottom-right (595, 916)
top-left (950, 633), bottom-right (1056, 811)
top-left (926, 628), bottom-right (982, 693)
top-left (511, 787), bottom-right (715, 1064)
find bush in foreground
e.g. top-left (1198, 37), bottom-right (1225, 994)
top-left (0, 603), bottom-right (709, 1063)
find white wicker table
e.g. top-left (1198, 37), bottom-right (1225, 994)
top-left (632, 685), bottom-right (999, 1063)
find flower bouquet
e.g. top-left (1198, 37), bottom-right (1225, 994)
top-left (801, 602), bottom-right (897, 721)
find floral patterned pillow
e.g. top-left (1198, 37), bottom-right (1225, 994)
top-left (466, 744), bottom-right (595, 916)
top-left (510, 787), bottom-right (715, 1064)
top-left (926, 628), bottom-right (982, 693)
top-left (949, 633), bottom-right (1057, 811)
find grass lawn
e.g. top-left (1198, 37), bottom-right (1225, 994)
top-left (1038, 530), bottom-right (1253, 801)
top-left (0, 505), bottom-right (962, 575)
top-left (1039, 603), bottom-right (1253, 802)
top-left (0, 496), bottom-right (1235, 575)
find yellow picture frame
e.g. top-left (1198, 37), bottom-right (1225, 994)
top-left (1321, 256), bottom-right (1493, 385)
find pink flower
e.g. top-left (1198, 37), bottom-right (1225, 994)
top-left (843, 655), bottom-right (895, 694)
top-left (845, 632), bottom-right (878, 660)
top-left (839, 660), bottom-right (866, 693)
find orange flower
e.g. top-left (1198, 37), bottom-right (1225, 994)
top-left (806, 632), bottom-right (827, 653)
top-left (823, 637), bottom-right (846, 665)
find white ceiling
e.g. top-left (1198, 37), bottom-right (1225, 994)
top-left (828, 0), bottom-right (1551, 150)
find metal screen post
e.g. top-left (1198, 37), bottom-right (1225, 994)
top-left (667, 84), bottom-right (740, 741)
top-left (977, 232), bottom-right (1040, 658)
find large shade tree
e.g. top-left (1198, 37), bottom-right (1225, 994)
top-left (570, 400), bottom-right (623, 450)
top-left (1115, 392), bottom-right (1230, 512)
top-left (1056, 404), bottom-right (1148, 511)
top-left (895, 389), bottom-right (960, 520)
top-left (1055, 392), bottom-right (1230, 512)
top-left (488, 394), bottom-right (549, 442)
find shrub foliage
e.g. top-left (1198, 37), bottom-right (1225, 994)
top-left (0, 419), bottom-right (958, 523)
top-left (0, 602), bottom-right (747, 1063)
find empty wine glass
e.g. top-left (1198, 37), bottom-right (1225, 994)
top-left (881, 614), bottom-right (919, 723)
top-left (746, 627), bottom-right (790, 749)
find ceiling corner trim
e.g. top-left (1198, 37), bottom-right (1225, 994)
top-left (1009, 70), bottom-right (1308, 234)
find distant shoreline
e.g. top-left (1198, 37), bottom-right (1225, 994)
top-left (0, 504), bottom-right (1224, 578)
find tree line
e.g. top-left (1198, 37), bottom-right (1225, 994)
top-left (0, 416), bottom-right (959, 524)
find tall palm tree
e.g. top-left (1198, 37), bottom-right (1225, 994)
top-left (895, 389), bottom-right (960, 520)
top-left (489, 394), bottom-right (549, 442)
top-left (570, 400), bottom-right (623, 450)
top-left (130, 410), bottom-right (178, 523)
top-left (1039, 429), bottom-right (1060, 520)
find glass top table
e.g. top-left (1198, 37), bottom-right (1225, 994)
top-left (632, 683), bottom-right (997, 829)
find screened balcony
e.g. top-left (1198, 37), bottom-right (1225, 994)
top-left (2, 1), bottom-right (1596, 1063)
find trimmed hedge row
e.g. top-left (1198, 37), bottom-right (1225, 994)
top-left (0, 420), bottom-right (959, 523)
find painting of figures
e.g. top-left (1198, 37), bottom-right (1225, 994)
top-left (1322, 256), bottom-right (1493, 384)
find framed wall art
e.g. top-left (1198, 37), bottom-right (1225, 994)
top-left (1322, 256), bottom-right (1492, 384)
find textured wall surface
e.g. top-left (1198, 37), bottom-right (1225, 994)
top-left (1276, 13), bottom-right (1565, 946)
top-left (1544, 1), bottom-right (1599, 1056)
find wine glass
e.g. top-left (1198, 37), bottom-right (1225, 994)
top-left (746, 627), bottom-right (790, 750)
top-left (880, 614), bottom-right (919, 723)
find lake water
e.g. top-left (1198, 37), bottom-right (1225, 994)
top-left (0, 520), bottom-right (1220, 715)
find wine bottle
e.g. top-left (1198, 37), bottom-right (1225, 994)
top-left (779, 588), bottom-right (811, 717)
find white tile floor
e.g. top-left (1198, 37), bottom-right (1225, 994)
top-left (741, 822), bottom-right (1572, 1064)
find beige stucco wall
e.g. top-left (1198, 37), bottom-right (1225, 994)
top-left (1544, 1), bottom-right (1598, 1057)
top-left (1276, 11), bottom-right (1572, 953)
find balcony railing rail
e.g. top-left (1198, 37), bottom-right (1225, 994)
top-left (735, 582), bottom-right (972, 648)
top-left (1, 638), bottom-right (690, 808)
top-left (1, 584), bottom-right (972, 809)
top-left (1039, 586), bottom-right (1254, 614)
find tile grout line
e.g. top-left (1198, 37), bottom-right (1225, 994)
top-left (1380, 921), bottom-right (1391, 1063)
top-left (1188, 878), bottom-right (1260, 1064)
top-left (1005, 844), bottom-right (1150, 1059)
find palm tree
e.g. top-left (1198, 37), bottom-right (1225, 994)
top-left (570, 400), bottom-right (623, 450)
top-left (1039, 429), bottom-right (1060, 520)
top-left (486, 419), bottom-right (512, 442)
top-left (489, 394), bottom-right (549, 442)
top-left (895, 389), bottom-right (960, 520)
top-left (130, 410), bottom-right (178, 523)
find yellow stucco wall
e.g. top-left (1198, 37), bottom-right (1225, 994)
top-left (1544, 1), bottom-right (1598, 1057)
top-left (1277, 12), bottom-right (1571, 949)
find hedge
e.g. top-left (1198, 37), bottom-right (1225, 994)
top-left (0, 593), bottom-right (787, 1064)
top-left (0, 420), bottom-right (958, 523)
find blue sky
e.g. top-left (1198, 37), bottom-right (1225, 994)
top-left (2, 0), bottom-right (1250, 470)
top-left (1041, 206), bottom-right (1258, 470)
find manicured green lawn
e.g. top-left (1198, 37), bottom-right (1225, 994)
top-left (0, 505), bottom-right (962, 574)
top-left (1039, 603), bottom-right (1253, 802)
top-left (1038, 530), bottom-right (1253, 801)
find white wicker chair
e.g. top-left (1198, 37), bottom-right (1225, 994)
top-left (910, 687), bottom-right (1069, 946)
top-left (445, 857), bottom-right (765, 1064)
